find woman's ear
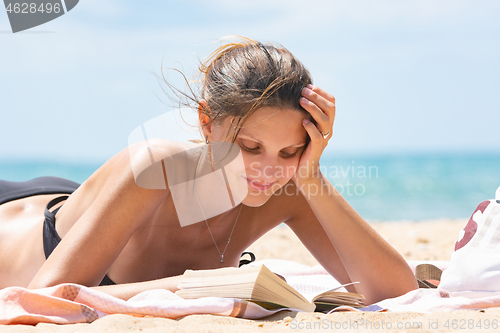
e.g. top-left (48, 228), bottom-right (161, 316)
top-left (198, 99), bottom-right (212, 139)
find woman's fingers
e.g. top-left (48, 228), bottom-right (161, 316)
top-left (308, 84), bottom-right (336, 105)
top-left (302, 119), bottom-right (324, 156)
top-left (293, 85), bottom-right (336, 183)
top-left (300, 96), bottom-right (330, 131)
top-left (300, 84), bottom-right (336, 138)
top-left (302, 85), bottom-right (336, 122)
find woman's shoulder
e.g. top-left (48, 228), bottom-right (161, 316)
top-left (127, 138), bottom-right (198, 162)
top-left (77, 139), bottom-right (197, 196)
top-left (54, 141), bottom-right (197, 240)
top-left (124, 139), bottom-right (201, 190)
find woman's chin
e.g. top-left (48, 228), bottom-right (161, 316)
top-left (241, 197), bottom-right (267, 207)
top-left (240, 188), bottom-right (278, 207)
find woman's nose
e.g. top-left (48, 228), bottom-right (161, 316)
top-left (249, 156), bottom-right (282, 181)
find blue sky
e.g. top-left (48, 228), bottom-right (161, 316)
top-left (1, 0), bottom-right (499, 164)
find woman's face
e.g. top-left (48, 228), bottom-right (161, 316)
top-left (211, 107), bottom-right (310, 207)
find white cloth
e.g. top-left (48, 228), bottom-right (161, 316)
top-left (439, 187), bottom-right (500, 294)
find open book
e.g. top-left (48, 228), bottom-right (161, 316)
top-left (175, 264), bottom-right (364, 313)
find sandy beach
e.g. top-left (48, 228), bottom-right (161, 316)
top-left (3, 218), bottom-right (500, 333)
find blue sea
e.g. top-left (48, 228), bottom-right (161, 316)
top-left (1, 151), bottom-right (499, 221)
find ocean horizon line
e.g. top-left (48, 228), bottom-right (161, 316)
top-left (1, 150), bottom-right (499, 221)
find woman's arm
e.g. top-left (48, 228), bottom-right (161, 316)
top-left (28, 149), bottom-right (169, 289)
top-left (286, 176), bottom-right (418, 305)
top-left (90, 275), bottom-right (183, 301)
top-left (290, 85), bottom-right (418, 304)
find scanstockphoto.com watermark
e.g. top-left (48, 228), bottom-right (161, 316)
top-left (248, 161), bottom-right (379, 198)
top-left (288, 318), bottom-right (499, 330)
top-left (250, 161), bottom-right (379, 182)
top-left (274, 179), bottom-right (369, 198)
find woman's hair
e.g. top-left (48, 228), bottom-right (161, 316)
top-left (161, 35), bottom-right (313, 144)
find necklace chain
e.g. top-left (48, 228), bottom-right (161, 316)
top-left (193, 141), bottom-right (243, 263)
top-left (206, 205), bottom-right (242, 263)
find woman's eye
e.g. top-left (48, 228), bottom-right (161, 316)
top-left (239, 143), bottom-right (299, 158)
top-left (240, 144), bottom-right (259, 152)
top-left (280, 151), bottom-right (298, 159)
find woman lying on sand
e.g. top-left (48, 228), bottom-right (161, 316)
top-left (0, 36), bottom-right (418, 305)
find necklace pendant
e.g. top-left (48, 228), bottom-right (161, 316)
top-left (220, 254), bottom-right (224, 263)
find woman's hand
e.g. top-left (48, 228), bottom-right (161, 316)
top-left (292, 84), bottom-right (336, 187)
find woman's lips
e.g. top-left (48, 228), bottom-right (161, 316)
top-left (244, 177), bottom-right (275, 191)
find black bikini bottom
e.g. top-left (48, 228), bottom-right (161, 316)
top-left (1, 177), bottom-right (255, 286)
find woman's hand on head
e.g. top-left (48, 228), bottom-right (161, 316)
top-left (292, 84), bottom-right (336, 186)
